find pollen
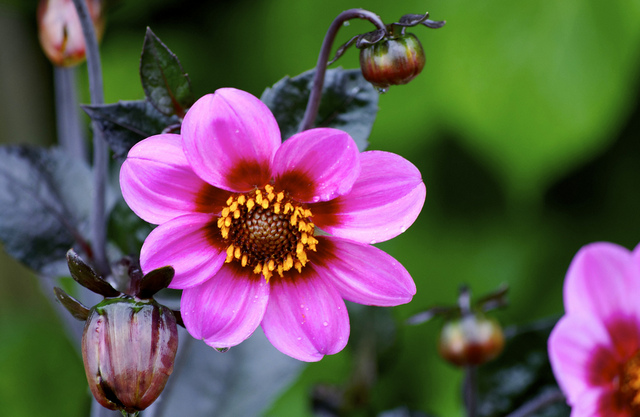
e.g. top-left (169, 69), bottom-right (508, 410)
top-left (216, 186), bottom-right (317, 281)
top-left (619, 351), bottom-right (640, 412)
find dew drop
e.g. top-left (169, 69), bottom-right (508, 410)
top-left (376, 87), bottom-right (389, 94)
top-left (369, 239), bottom-right (377, 245)
top-left (297, 337), bottom-right (302, 341)
top-left (300, 304), bottom-right (305, 309)
top-left (400, 226), bottom-right (407, 233)
top-left (323, 321), bottom-right (329, 327)
top-left (311, 196), bottom-right (321, 203)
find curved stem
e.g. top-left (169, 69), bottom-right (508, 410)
top-left (504, 389), bottom-right (565, 417)
top-left (71, 0), bottom-right (110, 277)
top-left (298, 8), bottom-right (386, 132)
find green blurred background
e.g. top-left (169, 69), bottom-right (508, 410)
top-left (1, 0), bottom-right (640, 416)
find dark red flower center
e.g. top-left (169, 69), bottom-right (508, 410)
top-left (217, 184), bottom-right (317, 281)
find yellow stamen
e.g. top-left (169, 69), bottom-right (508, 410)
top-left (225, 245), bottom-right (235, 263)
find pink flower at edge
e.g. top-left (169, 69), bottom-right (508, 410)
top-left (549, 242), bottom-right (640, 416)
top-left (119, 88), bottom-right (425, 362)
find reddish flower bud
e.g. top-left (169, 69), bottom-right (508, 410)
top-left (359, 33), bottom-right (425, 90)
top-left (37, 0), bottom-right (104, 67)
top-left (82, 297), bottom-right (178, 413)
top-left (437, 313), bottom-right (505, 367)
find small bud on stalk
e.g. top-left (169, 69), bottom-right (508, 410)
top-left (408, 284), bottom-right (507, 367)
top-left (54, 250), bottom-right (179, 414)
top-left (438, 313), bottom-right (505, 367)
top-left (359, 33), bottom-right (425, 90)
top-left (37, 0), bottom-right (104, 67)
top-left (328, 12), bottom-right (445, 91)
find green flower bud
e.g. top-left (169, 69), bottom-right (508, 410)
top-left (359, 33), bottom-right (425, 90)
top-left (438, 313), bottom-right (504, 367)
top-left (81, 297), bottom-right (178, 413)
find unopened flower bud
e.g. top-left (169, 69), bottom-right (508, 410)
top-left (438, 313), bottom-right (504, 367)
top-left (37, 0), bottom-right (104, 67)
top-left (359, 33), bottom-right (425, 90)
top-left (82, 297), bottom-right (178, 413)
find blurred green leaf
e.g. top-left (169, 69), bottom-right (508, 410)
top-left (140, 27), bottom-right (195, 117)
top-left (476, 318), bottom-right (569, 417)
top-left (260, 68), bottom-right (379, 151)
top-left (82, 100), bottom-right (180, 158)
top-left (0, 146), bottom-right (93, 277)
top-left (428, 0), bottom-right (640, 202)
top-left (156, 330), bottom-right (305, 417)
top-left (0, 316), bottom-right (88, 417)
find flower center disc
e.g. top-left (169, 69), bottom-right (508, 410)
top-left (619, 351), bottom-right (640, 414)
top-left (217, 185), bottom-right (318, 281)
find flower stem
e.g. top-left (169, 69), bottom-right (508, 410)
top-left (54, 66), bottom-right (87, 161)
top-left (504, 388), bottom-right (565, 417)
top-left (70, 0), bottom-right (109, 277)
top-left (463, 365), bottom-right (477, 417)
top-left (298, 8), bottom-right (386, 132)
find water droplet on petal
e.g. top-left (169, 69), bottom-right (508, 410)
top-left (370, 240), bottom-right (377, 245)
top-left (311, 196), bottom-right (320, 203)
top-left (400, 226), bottom-right (407, 233)
top-left (300, 304), bottom-right (305, 309)
top-left (323, 321), bottom-right (329, 327)
top-left (297, 337), bottom-right (302, 341)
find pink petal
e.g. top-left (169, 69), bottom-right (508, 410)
top-left (564, 242), bottom-right (640, 320)
top-left (312, 236), bottom-right (416, 306)
top-left (140, 213), bottom-right (227, 289)
top-left (261, 269), bottom-right (350, 362)
top-left (273, 128), bottom-right (360, 203)
top-left (181, 264), bottom-right (270, 347)
top-left (571, 387), bottom-right (626, 417)
top-left (120, 134), bottom-right (229, 224)
top-left (548, 315), bottom-right (615, 406)
top-left (181, 88), bottom-right (280, 192)
top-left (311, 151), bottom-right (425, 244)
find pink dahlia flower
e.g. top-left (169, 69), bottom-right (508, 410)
top-left (120, 88), bottom-right (424, 361)
top-left (549, 242), bottom-right (640, 416)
